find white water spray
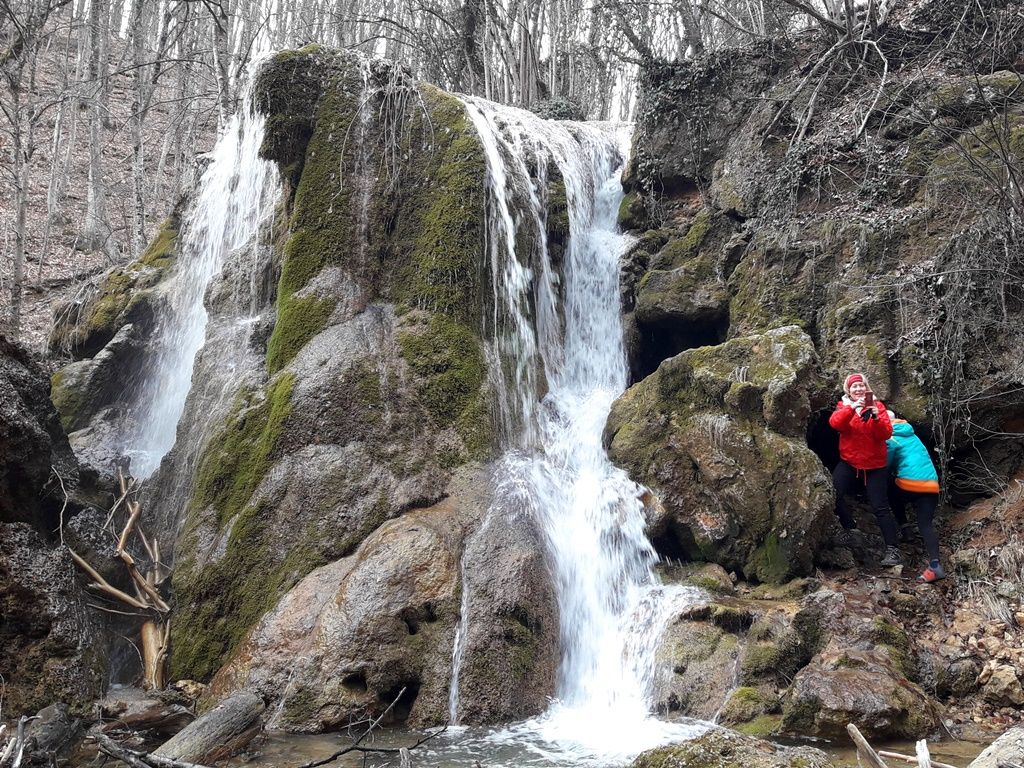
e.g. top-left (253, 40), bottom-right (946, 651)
top-left (451, 101), bottom-right (706, 761)
top-left (125, 94), bottom-right (280, 477)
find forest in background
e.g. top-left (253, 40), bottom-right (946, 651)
top-left (1, 0), bottom-right (868, 347)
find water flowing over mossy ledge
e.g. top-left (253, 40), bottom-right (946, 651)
top-left (172, 49), bottom-right (500, 680)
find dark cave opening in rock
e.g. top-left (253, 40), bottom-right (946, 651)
top-left (341, 672), bottom-right (368, 693)
top-left (380, 681), bottom-right (420, 722)
top-left (400, 607), bottom-right (420, 635)
top-left (649, 519), bottom-right (701, 564)
top-left (631, 315), bottom-right (729, 384)
top-left (806, 408), bottom-right (841, 473)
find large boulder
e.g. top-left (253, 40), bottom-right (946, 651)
top-left (1, 335), bottom-right (79, 525)
top-left (606, 325), bottom-right (833, 583)
top-left (780, 588), bottom-right (940, 740)
top-left (168, 50), bottom-right (499, 687)
top-left (206, 470), bottom-right (488, 729)
top-left (630, 727), bottom-right (836, 768)
top-left (652, 572), bottom-right (945, 742)
top-left (969, 726), bottom-right (1024, 768)
top-left (451, 501), bottom-right (560, 723)
top-left (0, 523), bottom-right (107, 716)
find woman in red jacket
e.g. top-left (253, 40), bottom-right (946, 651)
top-left (829, 373), bottom-right (902, 567)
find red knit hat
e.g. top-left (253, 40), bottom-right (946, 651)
top-left (843, 373), bottom-right (868, 395)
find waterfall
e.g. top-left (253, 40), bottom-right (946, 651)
top-left (451, 101), bottom-right (705, 760)
top-left (123, 92), bottom-right (281, 478)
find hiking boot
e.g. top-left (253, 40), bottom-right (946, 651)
top-left (880, 546), bottom-right (902, 567)
top-left (919, 563), bottom-right (946, 583)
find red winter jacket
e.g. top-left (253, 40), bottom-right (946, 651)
top-left (829, 399), bottom-right (893, 470)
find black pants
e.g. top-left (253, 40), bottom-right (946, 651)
top-left (832, 461), bottom-right (899, 547)
top-left (890, 486), bottom-right (941, 562)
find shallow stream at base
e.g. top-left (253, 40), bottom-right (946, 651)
top-left (228, 725), bottom-right (988, 768)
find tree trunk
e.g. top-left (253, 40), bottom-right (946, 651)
top-left (154, 691), bottom-right (264, 765)
top-left (9, 85), bottom-right (27, 338)
top-left (140, 620), bottom-right (169, 690)
top-left (82, 0), bottom-right (111, 255)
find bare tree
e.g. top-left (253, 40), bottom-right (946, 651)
top-left (0, 0), bottom-right (74, 336)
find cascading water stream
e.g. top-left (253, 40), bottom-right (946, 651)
top-left (450, 100), bottom-right (706, 762)
top-left (124, 91), bottom-right (281, 477)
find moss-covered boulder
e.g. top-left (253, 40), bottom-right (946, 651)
top-left (653, 599), bottom-right (745, 720)
top-left (207, 469), bottom-right (488, 729)
top-left (605, 326), bottom-right (833, 582)
top-left (451, 498), bottom-right (559, 723)
top-left (50, 216), bottom-right (178, 360)
top-left (170, 50), bottom-right (505, 707)
top-left (778, 586), bottom-right (941, 740)
top-left (782, 646), bottom-right (939, 739)
top-left (630, 727), bottom-right (836, 768)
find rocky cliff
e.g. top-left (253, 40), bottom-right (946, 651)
top-left (31, 2), bottom-right (1024, 748)
top-left (609, 0), bottom-right (1024, 743)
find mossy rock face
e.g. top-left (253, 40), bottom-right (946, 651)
top-left (727, 230), bottom-right (833, 340)
top-left (630, 209), bottom-right (735, 358)
top-left (50, 216), bottom-right (179, 359)
top-left (261, 53), bottom-right (488, 373)
top-left (653, 611), bottom-right (736, 720)
top-left (253, 45), bottom-right (336, 180)
top-left (630, 727), bottom-right (836, 768)
top-left (606, 326), bottom-right (832, 583)
top-left (171, 372), bottom-right (298, 680)
top-left (205, 490), bottom-right (483, 729)
top-left (50, 324), bottom-right (145, 434)
top-left (452, 503), bottom-right (560, 724)
top-left (719, 686), bottom-right (776, 729)
top-left (173, 52), bottom-right (499, 682)
top-left (782, 646), bottom-right (939, 740)
top-left (631, 41), bottom-right (797, 195)
top-left (397, 312), bottom-right (491, 461)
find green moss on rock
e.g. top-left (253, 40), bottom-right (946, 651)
top-left (170, 498), bottom-right (328, 681)
top-left (191, 372), bottom-right (296, 528)
top-left (265, 294), bottom-right (336, 374)
top-left (745, 533), bottom-right (789, 584)
top-left (51, 216), bottom-right (179, 358)
top-left (398, 314), bottom-right (487, 433)
top-left (387, 87), bottom-right (487, 323)
top-left (871, 617), bottom-right (915, 680)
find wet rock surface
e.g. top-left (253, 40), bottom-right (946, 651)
top-left (0, 335), bottom-right (79, 525)
top-left (630, 727), bottom-right (836, 768)
top-left (607, 325), bottom-right (832, 583)
top-left (207, 469), bottom-right (489, 729)
top-left (453, 501), bottom-right (560, 724)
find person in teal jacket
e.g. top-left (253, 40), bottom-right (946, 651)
top-left (886, 412), bottom-right (944, 582)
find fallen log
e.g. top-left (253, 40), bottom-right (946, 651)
top-left (154, 691), bottom-right (264, 765)
top-left (847, 723), bottom-right (890, 768)
top-left (878, 748), bottom-right (958, 768)
top-left (92, 733), bottom-right (212, 768)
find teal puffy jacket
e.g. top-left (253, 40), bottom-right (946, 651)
top-left (886, 420), bottom-right (939, 493)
